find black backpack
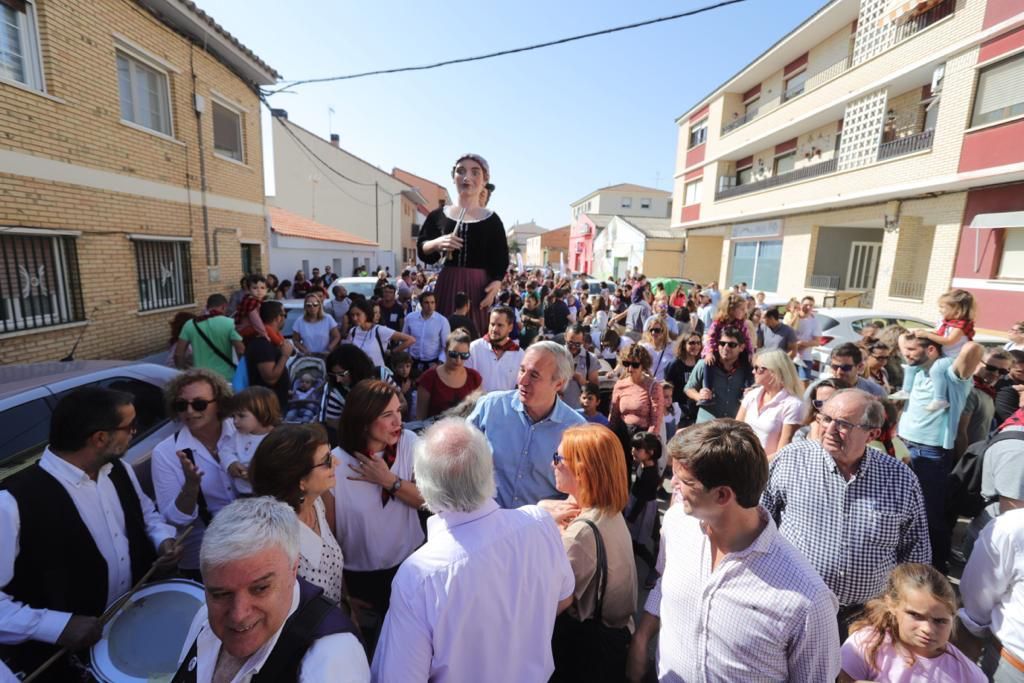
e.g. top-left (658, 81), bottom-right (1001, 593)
top-left (947, 430), bottom-right (1024, 519)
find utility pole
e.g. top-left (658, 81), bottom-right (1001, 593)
top-left (374, 181), bottom-right (380, 247)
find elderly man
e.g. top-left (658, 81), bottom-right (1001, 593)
top-left (805, 342), bottom-right (887, 399)
top-left (402, 290), bottom-right (451, 374)
top-left (761, 388), bottom-right (931, 638)
top-left (372, 419), bottom-right (574, 682)
top-left (897, 334), bottom-right (984, 570)
top-left (0, 388), bottom-right (179, 681)
top-left (560, 324), bottom-right (600, 409)
top-left (173, 497), bottom-right (367, 682)
top-left (958, 349), bottom-right (1014, 455)
top-left (628, 420), bottom-right (839, 682)
top-left (466, 306), bottom-right (524, 394)
top-left (469, 341), bottom-right (586, 507)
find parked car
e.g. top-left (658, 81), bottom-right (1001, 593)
top-left (0, 361), bottom-right (179, 490)
top-left (806, 308), bottom-right (1008, 376)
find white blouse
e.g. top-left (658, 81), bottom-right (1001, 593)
top-left (332, 430), bottom-right (424, 571)
top-left (299, 498), bottom-right (345, 606)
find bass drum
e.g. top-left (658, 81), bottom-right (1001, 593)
top-left (91, 579), bottom-right (205, 683)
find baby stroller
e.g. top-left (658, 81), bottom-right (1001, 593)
top-left (283, 355), bottom-right (328, 424)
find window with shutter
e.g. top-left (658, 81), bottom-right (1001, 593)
top-left (971, 52), bottom-right (1024, 128)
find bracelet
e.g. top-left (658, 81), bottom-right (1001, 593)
top-left (388, 477), bottom-right (403, 495)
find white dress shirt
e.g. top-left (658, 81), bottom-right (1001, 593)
top-left (372, 500), bottom-right (574, 682)
top-left (331, 431), bottom-right (424, 572)
top-left (179, 581), bottom-right (369, 683)
top-left (960, 507), bottom-right (1024, 659)
top-left (0, 449), bottom-right (174, 645)
top-left (645, 505), bottom-right (840, 682)
top-left (465, 338), bottom-right (524, 394)
top-left (151, 423), bottom-right (239, 570)
top-left (402, 310), bottom-right (451, 363)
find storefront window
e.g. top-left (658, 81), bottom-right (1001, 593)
top-left (730, 239), bottom-right (782, 292)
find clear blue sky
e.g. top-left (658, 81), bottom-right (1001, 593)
top-left (196, 0), bottom-right (827, 229)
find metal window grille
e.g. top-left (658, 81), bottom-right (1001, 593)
top-left (133, 239), bottom-right (192, 311)
top-left (0, 232), bottom-right (84, 333)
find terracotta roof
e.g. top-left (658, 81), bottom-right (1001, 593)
top-left (268, 206), bottom-right (377, 246)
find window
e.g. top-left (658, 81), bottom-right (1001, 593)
top-left (999, 228), bottom-right (1024, 278)
top-left (620, 197), bottom-right (632, 208)
top-left (116, 50), bottom-right (172, 135)
top-left (783, 70), bottom-right (807, 102)
top-left (640, 198), bottom-right (652, 209)
top-left (970, 52), bottom-right (1024, 128)
top-left (96, 377), bottom-right (167, 445)
top-left (133, 239), bottom-right (192, 311)
top-left (689, 119), bottom-right (708, 148)
top-left (0, 0), bottom-right (43, 90)
top-left (0, 397), bottom-right (51, 476)
top-left (212, 100), bottom-right (244, 161)
top-left (744, 97), bottom-right (760, 117)
top-left (0, 232), bottom-right (84, 334)
top-left (684, 179), bottom-right (703, 205)
top-left (773, 151), bottom-right (796, 175)
top-left (240, 243), bottom-right (260, 276)
top-left (730, 240), bottom-right (782, 292)
top-left (736, 166), bottom-right (753, 186)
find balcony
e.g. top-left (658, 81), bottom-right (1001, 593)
top-left (877, 128), bottom-right (934, 161)
top-left (716, 157), bottom-right (837, 200)
top-left (890, 279), bottom-right (926, 300)
top-left (891, 0), bottom-right (956, 46)
top-left (808, 274), bottom-right (840, 290)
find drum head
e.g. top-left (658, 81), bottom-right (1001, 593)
top-left (91, 579), bottom-right (205, 683)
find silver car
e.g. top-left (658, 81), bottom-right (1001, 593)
top-left (0, 361), bottom-right (179, 489)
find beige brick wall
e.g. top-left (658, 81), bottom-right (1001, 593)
top-left (0, 0), bottom-right (269, 364)
top-left (682, 235), bottom-right (724, 284)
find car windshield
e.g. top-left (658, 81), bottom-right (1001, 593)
top-left (816, 315), bottom-right (839, 330)
top-left (342, 282), bottom-right (377, 298)
top-left (283, 308), bottom-right (303, 337)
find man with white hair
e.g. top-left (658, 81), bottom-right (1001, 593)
top-left (172, 497), bottom-right (368, 683)
top-left (468, 340), bottom-right (586, 507)
top-left (372, 419), bottom-right (575, 682)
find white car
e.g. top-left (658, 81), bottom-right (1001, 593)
top-left (806, 308), bottom-right (1008, 375)
top-left (0, 361), bottom-right (179, 489)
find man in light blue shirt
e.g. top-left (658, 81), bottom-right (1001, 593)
top-left (469, 341), bottom-right (586, 508)
top-left (897, 333), bottom-right (982, 571)
top-left (402, 291), bottom-right (451, 372)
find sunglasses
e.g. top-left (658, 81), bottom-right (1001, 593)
top-left (330, 370), bottom-right (350, 382)
top-left (552, 452), bottom-right (564, 466)
top-left (753, 366), bottom-right (769, 374)
top-left (621, 361), bottom-right (641, 369)
top-left (312, 451), bottom-right (333, 470)
top-left (305, 302), bottom-right (320, 308)
top-left (985, 363), bottom-right (1010, 376)
top-left (812, 399), bottom-right (825, 410)
top-left (871, 354), bottom-right (891, 361)
top-left (566, 341), bottom-right (582, 348)
top-left (650, 328), bottom-right (663, 334)
top-left (830, 363), bottom-right (856, 373)
top-left (447, 350), bottom-right (471, 360)
top-left (686, 340), bottom-right (701, 345)
top-left (717, 341), bottom-right (740, 349)
top-left (172, 398), bottom-right (214, 413)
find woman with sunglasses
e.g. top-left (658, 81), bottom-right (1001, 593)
top-left (794, 377), bottom-right (842, 442)
top-left (415, 328), bottom-right (482, 420)
top-left (291, 293), bottom-right (341, 356)
top-left (151, 368), bottom-right (239, 577)
top-left (323, 345), bottom-right (401, 443)
top-left (640, 316), bottom-right (673, 382)
top-left (736, 349), bottom-right (805, 457)
top-left (332, 380), bottom-right (425, 634)
top-left (862, 341), bottom-right (893, 393)
top-left (610, 344), bottom-right (665, 468)
top-left (664, 332), bottom-right (702, 429)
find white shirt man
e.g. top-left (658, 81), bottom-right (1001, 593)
top-left (372, 420), bottom-right (574, 683)
top-left (402, 292), bottom-right (451, 366)
top-left (466, 307), bottom-right (524, 394)
top-left (794, 297), bottom-right (822, 369)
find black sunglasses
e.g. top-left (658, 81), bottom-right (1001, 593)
top-left (650, 328), bottom-right (663, 334)
top-left (447, 350), bottom-right (471, 360)
top-left (717, 341), bottom-right (740, 349)
top-left (172, 398), bottom-right (214, 413)
top-left (830, 363), bottom-right (856, 372)
top-left (621, 361), bottom-right (641, 368)
top-left (566, 341), bottom-right (582, 348)
top-left (985, 363), bottom-right (1010, 376)
top-left (552, 452), bottom-right (564, 466)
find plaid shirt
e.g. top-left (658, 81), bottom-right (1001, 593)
top-left (761, 439), bottom-right (931, 606)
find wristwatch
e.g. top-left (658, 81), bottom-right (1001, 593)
top-left (388, 477), bottom-right (403, 495)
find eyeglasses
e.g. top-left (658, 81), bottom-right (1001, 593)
top-left (718, 341), bottom-right (740, 349)
top-left (815, 413), bottom-right (873, 433)
top-left (172, 398), bottom-right (214, 413)
top-left (984, 363), bottom-right (1010, 376)
top-left (621, 361), bottom-right (641, 369)
top-left (650, 328), bottom-right (663, 334)
top-left (447, 350), bottom-right (471, 360)
top-left (552, 452), bottom-right (564, 466)
top-left (312, 451), bottom-right (333, 470)
top-left (110, 419), bottom-right (138, 434)
top-left (686, 340), bottom-right (701, 346)
top-left (566, 341), bottom-right (582, 348)
top-left (753, 366), bottom-right (769, 374)
top-left (830, 363), bottom-right (856, 373)
top-left (871, 354), bottom-right (891, 361)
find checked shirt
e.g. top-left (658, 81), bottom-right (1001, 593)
top-left (760, 439), bottom-right (931, 606)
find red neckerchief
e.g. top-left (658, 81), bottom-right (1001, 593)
top-left (359, 443), bottom-right (399, 506)
top-left (937, 318), bottom-right (975, 340)
top-left (999, 408), bottom-right (1024, 432)
top-left (974, 376), bottom-right (997, 399)
top-left (484, 335), bottom-right (520, 353)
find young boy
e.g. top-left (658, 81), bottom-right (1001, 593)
top-left (577, 382), bottom-right (609, 427)
top-left (234, 274), bottom-right (283, 345)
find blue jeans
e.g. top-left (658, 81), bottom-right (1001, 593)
top-left (798, 364), bottom-right (814, 381)
top-left (905, 440), bottom-right (953, 570)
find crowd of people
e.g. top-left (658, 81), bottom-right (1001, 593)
top-left (5, 154), bottom-right (1024, 682)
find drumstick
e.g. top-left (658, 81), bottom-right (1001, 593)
top-left (23, 524), bottom-right (194, 683)
top-left (441, 206), bottom-right (468, 261)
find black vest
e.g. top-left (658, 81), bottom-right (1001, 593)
top-left (0, 459), bottom-right (156, 680)
top-left (171, 579), bottom-right (361, 683)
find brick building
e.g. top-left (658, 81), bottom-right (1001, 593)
top-left (0, 0), bottom-right (278, 364)
top-left (673, 0), bottom-right (1024, 332)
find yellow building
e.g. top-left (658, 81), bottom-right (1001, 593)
top-left (0, 0), bottom-right (277, 363)
top-left (674, 0), bottom-right (1024, 323)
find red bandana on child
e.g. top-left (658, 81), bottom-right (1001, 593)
top-left (937, 318), bottom-right (975, 341)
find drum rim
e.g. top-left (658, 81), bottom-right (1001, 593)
top-left (90, 578), bottom-right (205, 682)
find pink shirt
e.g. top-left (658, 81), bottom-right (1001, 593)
top-left (740, 386), bottom-right (803, 455)
top-left (840, 629), bottom-right (985, 683)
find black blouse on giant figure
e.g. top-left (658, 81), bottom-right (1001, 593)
top-left (417, 153), bottom-right (508, 335)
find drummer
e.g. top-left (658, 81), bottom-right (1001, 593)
top-left (417, 153), bottom-right (509, 336)
top-left (0, 388), bottom-right (180, 681)
top-left (173, 497), bottom-right (369, 682)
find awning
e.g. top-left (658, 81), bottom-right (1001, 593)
top-left (968, 211), bottom-right (1024, 229)
top-left (877, 0), bottom-right (943, 27)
